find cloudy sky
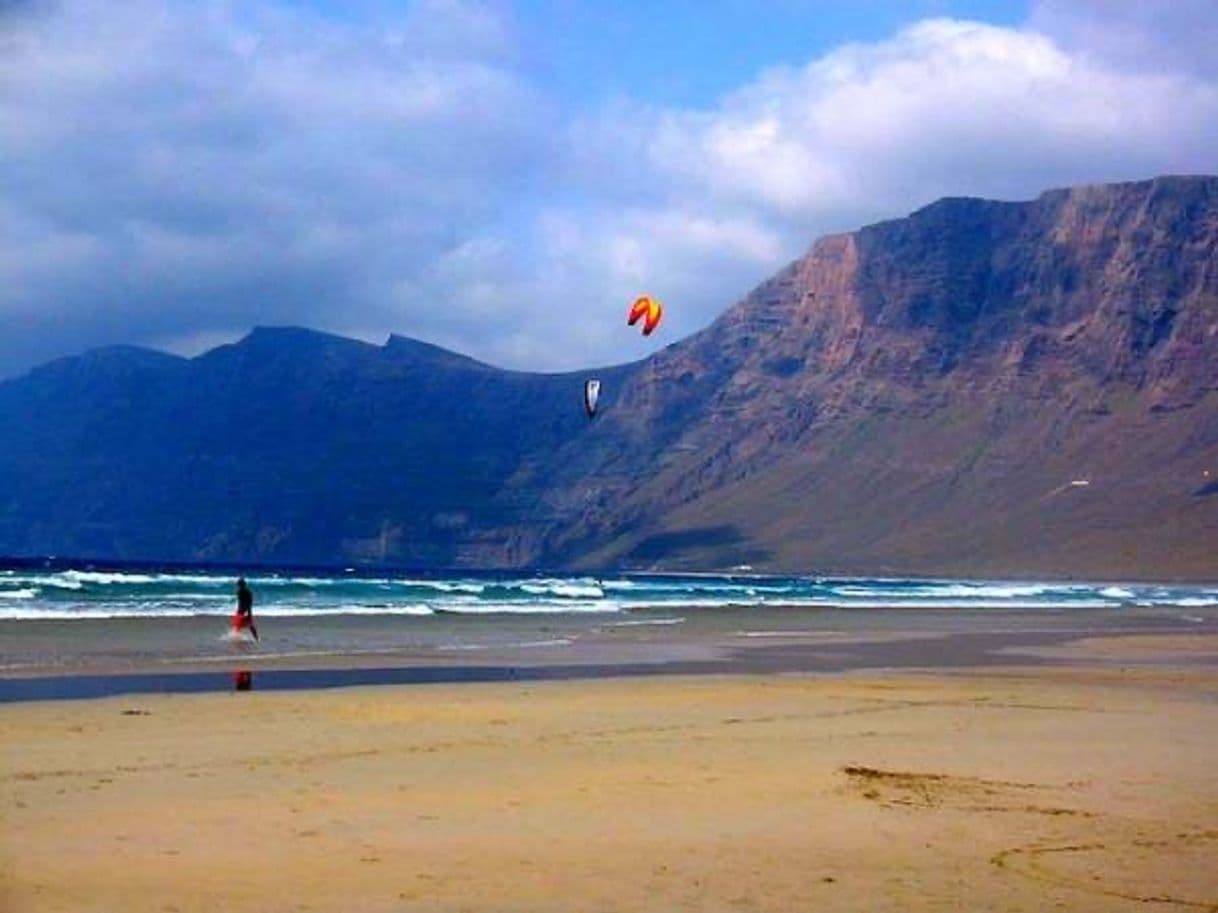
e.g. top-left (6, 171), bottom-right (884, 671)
top-left (2, 0), bottom-right (1216, 379)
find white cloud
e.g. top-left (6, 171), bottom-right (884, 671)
top-left (529, 13), bottom-right (1218, 364)
top-left (582, 18), bottom-right (1218, 229)
top-left (1030, 0), bottom-right (1218, 78)
top-left (2, 1), bottom-right (1217, 378)
top-left (0, 0), bottom-right (549, 371)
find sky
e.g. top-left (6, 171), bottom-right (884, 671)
top-left (2, 0), bottom-right (1217, 378)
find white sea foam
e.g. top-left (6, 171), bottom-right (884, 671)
top-left (143, 573), bottom-right (231, 585)
top-left (656, 596), bottom-right (1121, 611)
top-left (5, 566), bottom-right (1213, 623)
top-left (638, 580), bottom-right (764, 594)
top-left (599, 579), bottom-right (638, 590)
top-left (604, 617), bottom-right (686, 627)
top-left (254, 603), bottom-right (436, 617)
top-left (0, 604), bottom-right (212, 620)
top-left (424, 581), bottom-right (486, 594)
top-left (0, 599), bottom-right (630, 620)
top-left (833, 583), bottom-right (1062, 599)
top-left (612, 596), bottom-right (849, 611)
top-left (520, 581), bottom-right (604, 599)
top-left (839, 599), bottom-right (1120, 610)
top-left (0, 606), bottom-right (187, 620)
top-left (62, 570), bottom-right (157, 585)
top-left (4, 574), bottom-right (85, 590)
top-left (248, 575), bottom-right (339, 587)
top-left (0, 602), bottom-right (436, 620)
top-left (437, 598), bottom-right (621, 615)
top-left (4, 571), bottom-right (238, 591)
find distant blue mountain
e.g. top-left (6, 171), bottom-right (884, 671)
top-left (0, 325), bottom-right (635, 566)
top-left (2, 176), bottom-right (1216, 578)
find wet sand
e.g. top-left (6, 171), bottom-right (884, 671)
top-left (5, 603), bottom-right (1218, 701)
top-left (3, 634), bottom-right (1218, 912)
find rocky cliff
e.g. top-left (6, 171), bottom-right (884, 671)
top-left (531, 175), bottom-right (1218, 578)
top-left (1, 176), bottom-right (1215, 578)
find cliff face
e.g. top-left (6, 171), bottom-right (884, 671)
top-left (1, 176), bottom-right (1215, 578)
top-left (531, 176), bottom-right (1218, 578)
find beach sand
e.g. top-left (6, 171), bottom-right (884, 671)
top-left (4, 646), bottom-right (1218, 911)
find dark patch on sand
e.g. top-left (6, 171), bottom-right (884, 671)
top-left (843, 765), bottom-right (1043, 809)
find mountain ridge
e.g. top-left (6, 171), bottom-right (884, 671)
top-left (2, 175), bottom-right (1215, 578)
top-left (522, 174), bottom-right (1218, 577)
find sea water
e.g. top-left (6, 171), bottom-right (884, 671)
top-left (5, 563), bottom-right (1217, 619)
top-left (1, 561), bottom-right (1216, 676)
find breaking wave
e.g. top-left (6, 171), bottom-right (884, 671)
top-left (2, 564), bottom-right (1216, 621)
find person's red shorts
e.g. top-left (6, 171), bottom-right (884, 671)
top-left (231, 612), bottom-right (251, 631)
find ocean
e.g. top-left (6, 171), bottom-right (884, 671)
top-left (3, 561), bottom-right (1217, 697)
top-left (4, 561), bottom-right (1218, 619)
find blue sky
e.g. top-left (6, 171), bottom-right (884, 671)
top-left (510, 1), bottom-right (1027, 107)
top-left (290, 1), bottom-right (1028, 108)
top-left (2, 0), bottom-right (1217, 377)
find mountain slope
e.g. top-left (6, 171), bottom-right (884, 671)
top-left (0, 327), bottom-right (635, 566)
top-left (530, 176), bottom-right (1218, 578)
top-left (0, 175), bottom-right (1215, 578)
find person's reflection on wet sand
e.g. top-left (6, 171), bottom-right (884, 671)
top-left (232, 669), bottom-right (253, 691)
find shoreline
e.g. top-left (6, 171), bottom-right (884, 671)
top-left (5, 621), bottom-right (1218, 702)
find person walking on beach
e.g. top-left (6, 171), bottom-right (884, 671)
top-left (233, 577), bottom-right (258, 641)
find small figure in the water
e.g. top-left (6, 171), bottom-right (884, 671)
top-left (232, 577), bottom-right (258, 641)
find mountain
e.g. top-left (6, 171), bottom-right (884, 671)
top-left (1, 175), bottom-right (1216, 578)
top-left (0, 327), bottom-right (636, 566)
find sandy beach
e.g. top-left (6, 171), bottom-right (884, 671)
top-left (4, 633), bottom-right (1218, 912)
